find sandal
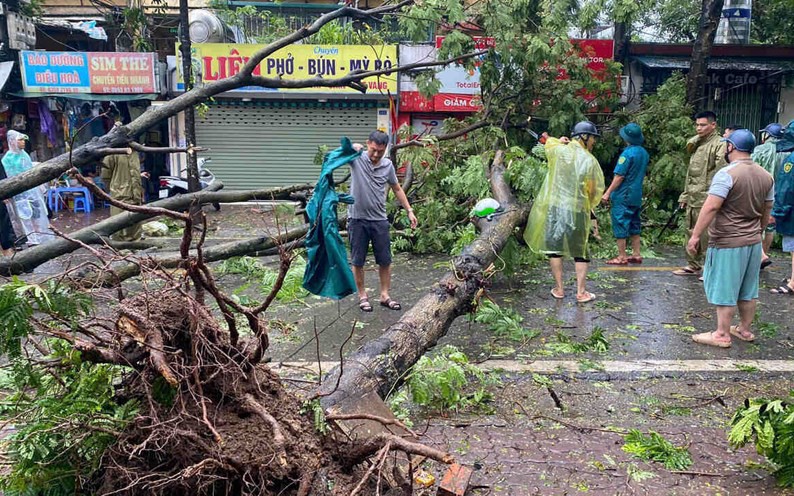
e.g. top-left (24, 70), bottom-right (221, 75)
top-left (673, 266), bottom-right (700, 276)
top-left (692, 331), bottom-right (731, 348)
top-left (576, 291), bottom-right (596, 303)
top-left (359, 297), bottom-right (373, 312)
top-left (729, 325), bottom-right (755, 342)
top-left (760, 258), bottom-right (772, 270)
top-left (605, 257), bottom-right (628, 265)
top-left (627, 256), bottom-right (643, 264)
top-left (380, 298), bottom-right (402, 311)
top-left (550, 288), bottom-right (565, 299)
top-left (771, 284), bottom-right (794, 295)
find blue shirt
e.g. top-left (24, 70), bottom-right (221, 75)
top-left (610, 145), bottom-right (649, 207)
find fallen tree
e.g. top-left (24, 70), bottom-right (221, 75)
top-left (0, 182), bottom-right (310, 276)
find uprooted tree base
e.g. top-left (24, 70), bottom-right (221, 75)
top-left (90, 287), bottom-right (440, 495)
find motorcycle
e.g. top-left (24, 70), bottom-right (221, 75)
top-left (159, 157), bottom-right (221, 211)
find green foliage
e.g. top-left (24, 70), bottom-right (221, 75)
top-left (0, 352), bottom-right (136, 495)
top-left (299, 399), bottom-right (329, 435)
top-left (0, 279), bottom-right (91, 357)
top-left (729, 395), bottom-right (794, 487)
top-left (622, 429), bottom-right (693, 470)
top-left (542, 327), bottom-right (610, 355)
top-left (472, 300), bottom-right (540, 343)
top-left (0, 280), bottom-right (130, 495)
top-left (386, 389), bottom-right (414, 428)
top-left (217, 255), bottom-right (308, 302)
top-left (402, 346), bottom-right (499, 412)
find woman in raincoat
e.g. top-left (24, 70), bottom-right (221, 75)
top-left (524, 121), bottom-right (605, 303)
top-left (1, 131), bottom-right (52, 245)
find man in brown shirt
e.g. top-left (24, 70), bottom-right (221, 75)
top-left (688, 129), bottom-right (774, 348)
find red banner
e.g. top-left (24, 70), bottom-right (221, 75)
top-left (88, 52), bottom-right (157, 94)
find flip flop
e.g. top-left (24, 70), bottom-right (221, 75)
top-left (627, 256), bottom-right (643, 264)
top-left (673, 267), bottom-right (700, 276)
top-left (359, 297), bottom-right (373, 312)
top-left (692, 332), bottom-right (731, 348)
top-left (605, 257), bottom-right (628, 265)
top-left (576, 291), bottom-right (596, 304)
top-left (729, 325), bottom-right (755, 342)
top-left (550, 288), bottom-right (564, 299)
top-left (380, 298), bottom-right (402, 311)
top-left (770, 284), bottom-right (794, 295)
top-left (760, 259), bottom-right (772, 270)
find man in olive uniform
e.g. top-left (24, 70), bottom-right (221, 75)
top-left (674, 111), bottom-right (728, 276)
top-left (102, 152), bottom-right (146, 241)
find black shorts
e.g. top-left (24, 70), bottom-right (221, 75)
top-left (547, 254), bottom-right (590, 263)
top-left (349, 218), bottom-right (392, 267)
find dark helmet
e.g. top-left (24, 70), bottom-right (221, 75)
top-left (571, 120), bottom-right (600, 138)
top-left (721, 129), bottom-right (756, 152)
top-left (760, 123), bottom-right (784, 139)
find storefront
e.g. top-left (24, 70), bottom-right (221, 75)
top-left (171, 43), bottom-right (397, 189)
top-left (5, 50), bottom-right (161, 167)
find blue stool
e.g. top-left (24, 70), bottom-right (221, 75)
top-left (47, 189), bottom-right (64, 213)
top-left (73, 195), bottom-right (91, 213)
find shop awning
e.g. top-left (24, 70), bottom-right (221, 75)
top-left (0, 62), bottom-right (14, 93)
top-left (634, 55), bottom-right (794, 72)
top-left (11, 92), bottom-right (158, 101)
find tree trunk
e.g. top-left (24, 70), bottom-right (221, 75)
top-left (178, 0), bottom-right (201, 194)
top-left (0, 183), bottom-right (309, 276)
top-left (686, 0), bottom-right (724, 108)
top-left (319, 150), bottom-right (529, 411)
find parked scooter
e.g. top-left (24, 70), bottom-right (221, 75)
top-left (159, 157), bottom-right (220, 211)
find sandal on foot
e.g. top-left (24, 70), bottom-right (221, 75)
top-left (605, 257), bottom-right (628, 265)
top-left (576, 291), bottom-right (596, 303)
top-left (771, 284), bottom-right (794, 295)
top-left (673, 266), bottom-right (700, 276)
top-left (359, 297), bottom-right (373, 312)
top-left (550, 288), bottom-right (565, 299)
top-left (760, 258), bottom-right (772, 270)
top-left (380, 298), bottom-right (402, 311)
top-left (691, 332), bottom-right (731, 348)
top-left (627, 256), bottom-right (643, 264)
top-left (729, 325), bottom-right (755, 342)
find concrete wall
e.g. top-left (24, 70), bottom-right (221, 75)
top-left (779, 86), bottom-right (794, 126)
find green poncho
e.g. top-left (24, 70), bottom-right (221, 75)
top-left (302, 138), bottom-right (361, 299)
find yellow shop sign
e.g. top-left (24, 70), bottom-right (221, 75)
top-left (177, 43), bottom-right (397, 94)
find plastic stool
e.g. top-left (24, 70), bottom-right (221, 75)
top-left (47, 190), bottom-right (64, 213)
top-left (73, 196), bottom-right (91, 213)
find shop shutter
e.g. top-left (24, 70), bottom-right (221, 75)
top-left (194, 102), bottom-right (379, 190)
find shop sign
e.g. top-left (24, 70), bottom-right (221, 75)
top-left (176, 43), bottom-right (397, 94)
top-left (19, 51), bottom-right (157, 94)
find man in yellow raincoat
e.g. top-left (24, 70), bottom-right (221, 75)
top-left (524, 121), bottom-right (605, 303)
top-left (102, 151), bottom-right (146, 241)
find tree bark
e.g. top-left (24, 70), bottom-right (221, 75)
top-left (178, 0), bottom-right (201, 194)
top-left (0, 183), bottom-right (309, 276)
top-left (80, 224), bottom-right (309, 286)
top-left (319, 150), bottom-right (529, 410)
top-left (686, 0), bottom-right (725, 108)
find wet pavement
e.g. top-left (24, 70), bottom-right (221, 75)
top-left (18, 205), bottom-right (794, 494)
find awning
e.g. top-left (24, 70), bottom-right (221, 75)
top-left (0, 61), bottom-right (14, 93)
top-left (634, 55), bottom-right (794, 72)
top-left (11, 92), bottom-right (158, 101)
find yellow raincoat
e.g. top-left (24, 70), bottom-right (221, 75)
top-left (524, 138), bottom-right (605, 258)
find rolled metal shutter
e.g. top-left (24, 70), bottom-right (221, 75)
top-left (195, 101), bottom-right (380, 190)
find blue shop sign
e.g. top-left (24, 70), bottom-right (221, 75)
top-left (19, 51), bottom-right (91, 93)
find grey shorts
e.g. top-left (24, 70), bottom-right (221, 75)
top-left (348, 218), bottom-right (392, 267)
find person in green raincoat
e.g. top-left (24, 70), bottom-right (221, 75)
top-left (524, 121), bottom-right (605, 304)
top-left (673, 111), bottom-right (727, 276)
top-left (102, 150), bottom-right (146, 241)
top-left (752, 123), bottom-right (788, 267)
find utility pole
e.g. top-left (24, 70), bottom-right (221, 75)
top-left (178, 0), bottom-right (200, 194)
